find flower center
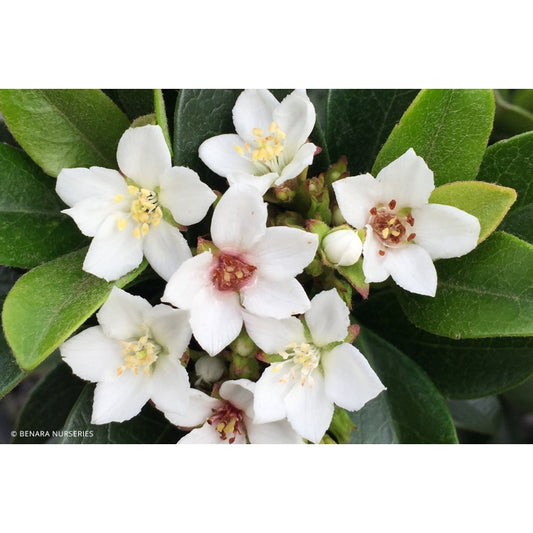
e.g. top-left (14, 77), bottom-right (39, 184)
top-left (369, 199), bottom-right (416, 251)
top-left (116, 333), bottom-right (161, 376)
top-left (233, 122), bottom-right (286, 171)
top-left (207, 402), bottom-right (245, 444)
top-left (116, 186), bottom-right (163, 239)
top-left (211, 252), bottom-right (257, 292)
top-left (273, 342), bottom-right (321, 387)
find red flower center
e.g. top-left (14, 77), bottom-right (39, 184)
top-left (211, 252), bottom-right (257, 292)
top-left (369, 200), bottom-right (416, 248)
top-left (207, 402), bottom-right (246, 444)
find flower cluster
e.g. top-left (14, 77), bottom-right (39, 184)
top-left (58, 89), bottom-right (481, 444)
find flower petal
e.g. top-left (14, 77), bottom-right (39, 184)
top-left (249, 226), bottom-right (318, 280)
top-left (362, 226), bottom-right (390, 283)
top-left (82, 213), bottom-right (144, 281)
top-left (220, 379), bottom-right (255, 419)
top-left (382, 243), bottom-right (437, 296)
top-left (240, 276), bottom-right (310, 319)
top-left (149, 354), bottom-right (190, 415)
top-left (158, 166), bottom-right (216, 226)
top-left (227, 171), bottom-right (278, 196)
top-left (304, 289), bottom-right (350, 347)
top-left (96, 286), bottom-right (151, 340)
top-left (273, 90), bottom-right (316, 154)
top-left (142, 221), bottom-right (192, 281)
top-left (253, 365), bottom-right (294, 423)
top-left (146, 304), bottom-right (191, 357)
top-left (62, 197), bottom-right (125, 237)
top-left (178, 422), bottom-right (246, 444)
top-left (166, 389), bottom-right (221, 428)
top-left (246, 419), bottom-right (304, 444)
top-left (210, 184), bottom-right (267, 251)
top-left (232, 89), bottom-right (279, 143)
top-left (91, 373), bottom-right (150, 424)
top-left (242, 312), bottom-right (306, 354)
top-left (60, 326), bottom-right (123, 382)
top-left (332, 174), bottom-right (380, 229)
top-left (284, 370), bottom-right (334, 444)
top-left (56, 167), bottom-right (127, 207)
top-left (412, 203), bottom-right (481, 260)
top-left (276, 142), bottom-right (317, 185)
top-left (199, 133), bottom-right (257, 178)
top-left (375, 148), bottom-right (434, 209)
top-left (116, 125), bottom-right (171, 189)
top-left (322, 343), bottom-right (385, 411)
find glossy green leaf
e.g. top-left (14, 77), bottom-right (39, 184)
top-left (355, 291), bottom-right (533, 399)
top-left (350, 328), bottom-right (458, 443)
top-left (12, 362), bottom-right (85, 443)
top-left (0, 89), bottom-right (130, 177)
top-left (326, 89), bottom-right (418, 174)
top-left (336, 261), bottom-right (369, 299)
top-left (477, 131), bottom-right (533, 244)
top-left (59, 384), bottom-right (183, 444)
top-left (429, 181), bottom-right (516, 243)
top-left (493, 89), bottom-right (533, 139)
top-left (447, 397), bottom-right (502, 435)
top-left (2, 247), bottom-right (147, 370)
top-left (103, 89), bottom-right (154, 120)
top-left (154, 89), bottom-right (172, 156)
top-left (0, 143), bottom-right (88, 267)
top-left (397, 232), bottom-right (533, 338)
top-left (373, 89), bottom-right (495, 186)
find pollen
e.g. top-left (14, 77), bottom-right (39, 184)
top-left (234, 122), bottom-right (287, 168)
top-left (114, 194), bottom-right (124, 203)
top-left (116, 332), bottom-right (161, 377)
top-left (208, 402), bottom-right (245, 444)
top-left (117, 218), bottom-right (128, 231)
top-left (211, 252), bottom-right (257, 292)
top-left (276, 342), bottom-right (321, 388)
top-left (127, 185), bottom-right (163, 239)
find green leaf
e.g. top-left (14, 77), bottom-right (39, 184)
top-left (2, 247), bottom-right (147, 370)
top-left (59, 384), bottom-right (183, 443)
top-left (355, 291), bottom-right (533, 399)
top-left (336, 261), bottom-right (369, 299)
top-left (447, 397), bottom-right (502, 435)
top-left (429, 181), bottom-right (516, 243)
top-left (373, 89), bottom-right (495, 186)
top-left (350, 327), bottom-right (458, 443)
top-left (103, 89), bottom-right (154, 121)
top-left (12, 362), bottom-right (85, 443)
top-left (493, 89), bottom-right (533, 139)
top-left (477, 131), bottom-right (533, 244)
top-left (0, 89), bottom-right (130, 177)
top-left (154, 89), bottom-right (173, 157)
top-left (397, 232), bottom-right (533, 338)
top-left (326, 89), bottom-right (418, 174)
top-left (0, 143), bottom-right (88, 267)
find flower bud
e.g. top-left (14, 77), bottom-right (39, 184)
top-left (322, 229), bottom-right (362, 266)
top-left (195, 355), bottom-right (225, 384)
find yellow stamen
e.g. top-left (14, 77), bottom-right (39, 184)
top-left (117, 218), bottom-right (128, 231)
top-left (382, 227), bottom-right (390, 239)
top-left (133, 226), bottom-right (141, 239)
top-left (252, 127), bottom-right (264, 137)
top-left (234, 145), bottom-right (244, 156)
top-left (114, 194), bottom-right (124, 203)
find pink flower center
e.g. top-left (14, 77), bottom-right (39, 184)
top-left (211, 252), bottom-right (257, 292)
top-left (207, 402), bottom-right (245, 444)
top-left (369, 199), bottom-right (416, 251)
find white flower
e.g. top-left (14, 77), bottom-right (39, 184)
top-left (243, 289), bottom-right (385, 444)
top-left (332, 148), bottom-right (481, 296)
top-left (59, 287), bottom-right (192, 424)
top-left (166, 380), bottom-right (303, 444)
top-left (56, 124), bottom-right (216, 282)
top-left (199, 89), bottom-right (317, 195)
top-left (322, 228), bottom-right (363, 266)
top-left (162, 184), bottom-right (319, 356)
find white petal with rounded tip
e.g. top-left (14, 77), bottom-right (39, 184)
top-left (362, 227), bottom-right (390, 283)
top-left (253, 365), bottom-right (294, 423)
top-left (243, 312), bottom-right (306, 354)
top-left (376, 148), bottom-right (435, 209)
top-left (199, 134), bottom-right (257, 178)
top-left (383, 243), bottom-right (437, 296)
top-left (220, 379), bottom-right (255, 419)
top-left (162, 252), bottom-right (214, 309)
top-left (274, 90), bottom-right (316, 154)
top-left (227, 171), bottom-right (278, 196)
top-left (60, 326), bottom-right (124, 382)
top-left (284, 371), bottom-right (334, 444)
top-left (158, 167), bottom-right (216, 226)
top-left (56, 167), bottom-right (127, 207)
top-left (305, 289), bottom-right (350, 347)
top-left (246, 419), bottom-right (304, 444)
top-left (250, 226), bottom-right (318, 280)
top-left (116, 125), bottom-right (171, 189)
top-left (412, 203), bottom-right (481, 260)
top-left (276, 142), bottom-right (317, 185)
top-left (333, 174), bottom-right (381, 229)
top-left (178, 423), bottom-right (225, 444)
top-left (142, 220), bottom-right (192, 281)
top-left (146, 305), bottom-right (191, 357)
top-left (91, 373), bottom-right (149, 424)
top-left (190, 286), bottom-right (243, 356)
top-left (210, 184), bottom-right (267, 251)
top-left (322, 343), bottom-right (385, 411)
top-left (241, 276), bottom-right (310, 319)
top-left (62, 196), bottom-right (125, 237)
top-left (97, 286), bottom-right (151, 340)
top-left (232, 89), bottom-right (279, 144)
top-left (166, 389), bottom-right (221, 428)
top-left (82, 213), bottom-right (144, 281)
top-left (149, 354), bottom-right (190, 415)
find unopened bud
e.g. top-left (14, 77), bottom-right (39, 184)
top-left (322, 229), bottom-right (362, 266)
top-left (195, 355), bottom-right (225, 384)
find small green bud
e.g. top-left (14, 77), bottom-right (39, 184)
top-left (230, 330), bottom-right (257, 357)
top-left (325, 156), bottom-right (349, 185)
top-left (229, 353), bottom-right (260, 380)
